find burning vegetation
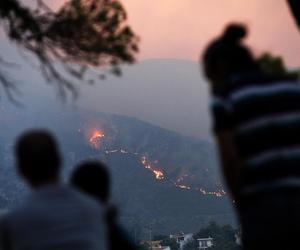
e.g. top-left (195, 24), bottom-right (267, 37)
top-left (87, 127), bottom-right (225, 197)
top-left (89, 129), bottom-right (105, 149)
top-left (173, 183), bottom-right (226, 197)
top-left (140, 156), bottom-right (164, 180)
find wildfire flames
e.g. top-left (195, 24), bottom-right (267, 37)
top-left (140, 156), bottom-right (164, 180)
top-left (173, 181), bottom-right (226, 197)
top-left (89, 129), bottom-right (105, 149)
top-left (86, 128), bottom-right (225, 197)
top-left (153, 170), bottom-right (164, 180)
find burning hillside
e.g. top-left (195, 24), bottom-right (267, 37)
top-left (87, 127), bottom-right (225, 197)
top-left (89, 129), bottom-right (105, 149)
top-left (140, 156), bottom-right (164, 180)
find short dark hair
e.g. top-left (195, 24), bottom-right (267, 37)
top-left (15, 130), bottom-right (61, 185)
top-left (71, 161), bottom-right (110, 202)
top-left (203, 23), bottom-right (259, 81)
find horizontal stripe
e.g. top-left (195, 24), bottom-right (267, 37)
top-left (246, 146), bottom-right (300, 168)
top-left (242, 158), bottom-right (300, 186)
top-left (212, 78), bottom-right (300, 195)
top-left (235, 123), bottom-right (300, 159)
top-left (230, 82), bottom-right (300, 103)
top-left (211, 96), bottom-right (232, 112)
top-left (233, 96), bottom-right (300, 126)
top-left (241, 177), bottom-right (300, 195)
top-left (237, 112), bottom-right (300, 134)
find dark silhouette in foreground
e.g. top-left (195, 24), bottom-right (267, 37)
top-left (202, 23), bottom-right (300, 250)
top-left (287, 0), bottom-right (300, 30)
top-left (0, 130), bottom-right (107, 250)
top-left (71, 161), bottom-right (137, 250)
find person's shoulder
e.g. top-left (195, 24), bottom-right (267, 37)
top-left (225, 71), bottom-right (299, 100)
top-left (0, 210), bottom-right (10, 225)
top-left (2, 199), bottom-right (40, 223)
top-left (7, 185), bottom-right (102, 218)
top-left (231, 71), bottom-right (299, 88)
top-left (0, 207), bottom-right (24, 228)
top-left (65, 186), bottom-right (104, 211)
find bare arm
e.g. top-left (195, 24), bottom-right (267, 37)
top-left (215, 130), bottom-right (241, 202)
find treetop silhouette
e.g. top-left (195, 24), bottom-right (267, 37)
top-left (0, 0), bottom-right (139, 99)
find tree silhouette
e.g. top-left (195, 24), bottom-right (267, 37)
top-left (258, 52), bottom-right (299, 78)
top-left (194, 222), bottom-right (240, 250)
top-left (258, 53), bottom-right (287, 76)
top-left (0, 0), bottom-right (139, 99)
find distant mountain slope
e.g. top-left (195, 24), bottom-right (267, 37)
top-left (0, 111), bottom-right (234, 233)
top-left (0, 57), bottom-right (212, 139)
top-left (79, 59), bottom-right (211, 139)
top-left (53, 111), bottom-right (223, 193)
top-left (104, 151), bottom-right (234, 234)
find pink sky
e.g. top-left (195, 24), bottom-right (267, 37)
top-left (45, 0), bottom-right (300, 67)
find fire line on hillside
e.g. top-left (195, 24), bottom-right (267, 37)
top-left (88, 128), bottom-right (226, 197)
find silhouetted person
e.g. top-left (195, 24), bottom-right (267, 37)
top-left (71, 161), bottom-right (137, 250)
top-left (71, 161), bottom-right (110, 203)
top-left (0, 130), bottom-right (107, 250)
top-left (202, 24), bottom-right (300, 250)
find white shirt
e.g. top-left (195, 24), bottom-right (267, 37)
top-left (0, 184), bottom-right (107, 250)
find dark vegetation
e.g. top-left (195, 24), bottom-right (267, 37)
top-left (0, 0), bottom-right (139, 99)
top-left (0, 112), bottom-right (235, 234)
top-left (146, 222), bottom-right (240, 250)
top-left (191, 222), bottom-right (241, 250)
top-left (258, 52), bottom-right (299, 78)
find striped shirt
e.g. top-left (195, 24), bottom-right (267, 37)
top-left (211, 71), bottom-right (300, 195)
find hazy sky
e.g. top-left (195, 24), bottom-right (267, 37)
top-left (127, 0), bottom-right (300, 67)
top-left (3, 1), bottom-right (300, 66)
top-left (1, 1), bottom-right (300, 139)
top-left (49, 0), bottom-right (300, 67)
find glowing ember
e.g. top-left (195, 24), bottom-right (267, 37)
top-left (140, 156), bottom-right (164, 180)
top-left (89, 129), bottom-right (105, 149)
top-left (173, 181), bottom-right (226, 197)
top-left (177, 185), bottom-right (191, 190)
top-left (153, 170), bottom-right (164, 180)
top-left (88, 143), bottom-right (225, 197)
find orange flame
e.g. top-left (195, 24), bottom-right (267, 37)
top-left (140, 156), bottom-right (164, 180)
top-left (89, 129), bottom-right (105, 149)
top-left (153, 170), bottom-right (164, 180)
top-left (102, 149), bottom-right (225, 196)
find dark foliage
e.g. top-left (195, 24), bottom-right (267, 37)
top-left (0, 0), bottom-right (139, 99)
top-left (161, 238), bottom-right (180, 250)
top-left (258, 52), bottom-right (299, 78)
top-left (139, 242), bottom-right (150, 250)
top-left (151, 235), bottom-right (180, 250)
top-left (152, 235), bottom-right (167, 241)
top-left (193, 222), bottom-right (240, 250)
top-left (172, 222), bottom-right (242, 250)
top-left (182, 239), bottom-right (198, 250)
top-left (258, 53), bottom-right (287, 76)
